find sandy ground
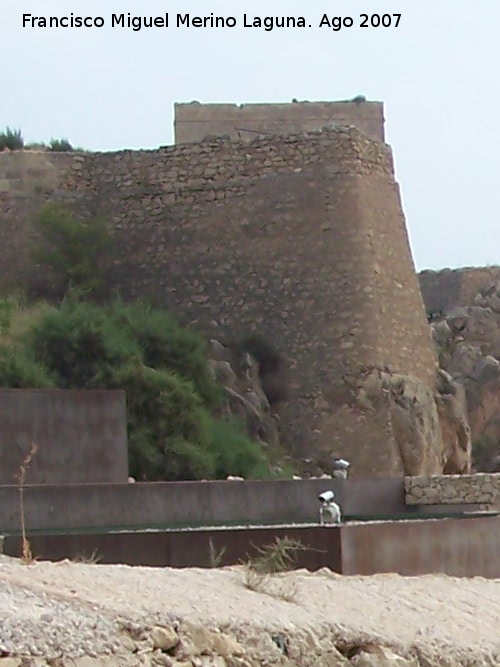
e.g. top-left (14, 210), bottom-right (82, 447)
top-left (2, 554), bottom-right (500, 663)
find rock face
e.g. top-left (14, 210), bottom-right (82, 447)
top-left (207, 339), bottom-right (280, 453)
top-left (317, 366), bottom-right (470, 477)
top-left (207, 340), bottom-right (471, 478)
top-left (427, 280), bottom-right (500, 471)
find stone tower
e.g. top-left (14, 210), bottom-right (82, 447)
top-left (0, 102), bottom-right (470, 478)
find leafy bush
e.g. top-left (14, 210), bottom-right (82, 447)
top-left (0, 127), bottom-right (24, 151)
top-left (101, 362), bottom-right (215, 480)
top-left (30, 203), bottom-right (112, 301)
top-left (48, 138), bottom-right (73, 152)
top-left (0, 299), bottom-right (14, 335)
top-left (113, 301), bottom-right (220, 404)
top-left (14, 299), bottom-right (268, 481)
top-left (206, 417), bottom-right (267, 478)
top-left (26, 300), bottom-right (141, 388)
top-left (0, 345), bottom-right (54, 388)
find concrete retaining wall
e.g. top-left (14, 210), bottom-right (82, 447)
top-left (0, 478), bottom-right (475, 535)
top-left (0, 389), bottom-right (128, 485)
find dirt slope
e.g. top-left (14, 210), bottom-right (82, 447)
top-left (1, 556), bottom-right (500, 666)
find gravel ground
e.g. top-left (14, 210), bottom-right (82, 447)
top-left (2, 554), bottom-right (500, 663)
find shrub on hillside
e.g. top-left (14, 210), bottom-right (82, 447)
top-left (206, 417), bottom-right (267, 479)
top-left (102, 362), bottom-right (215, 480)
top-left (48, 138), bottom-right (73, 152)
top-left (30, 203), bottom-right (112, 301)
top-left (0, 127), bottom-right (24, 151)
top-left (17, 299), bottom-right (267, 480)
top-left (112, 301), bottom-right (220, 404)
top-left (26, 301), bottom-right (140, 387)
top-left (0, 345), bottom-right (54, 388)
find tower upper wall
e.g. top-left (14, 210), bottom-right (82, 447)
top-left (174, 100), bottom-right (385, 144)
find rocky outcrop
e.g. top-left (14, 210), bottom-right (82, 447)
top-left (207, 339), bottom-right (280, 452)
top-left (206, 341), bottom-right (471, 478)
top-left (341, 366), bottom-right (470, 477)
top-left (428, 281), bottom-right (500, 471)
top-left (0, 623), bottom-right (469, 667)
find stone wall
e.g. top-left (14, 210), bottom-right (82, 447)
top-left (0, 126), bottom-right (440, 476)
top-left (174, 100), bottom-right (385, 143)
top-left (405, 473), bottom-right (500, 505)
top-left (419, 266), bottom-right (500, 316)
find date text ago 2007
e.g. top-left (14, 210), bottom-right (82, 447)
top-left (319, 14), bottom-right (402, 31)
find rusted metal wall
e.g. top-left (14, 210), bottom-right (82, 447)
top-left (6, 517), bottom-right (500, 578)
top-left (0, 389), bottom-right (128, 485)
top-left (340, 516), bottom-right (500, 578)
top-left (4, 526), bottom-right (342, 571)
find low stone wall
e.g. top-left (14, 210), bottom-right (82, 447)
top-left (405, 473), bottom-right (500, 505)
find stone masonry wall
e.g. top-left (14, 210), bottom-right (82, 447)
top-left (174, 100), bottom-right (385, 143)
top-left (405, 473), bottom-right (500, 505)
top-left (0, 126), bottom-right (438, 476)
top-left (419, 266), bottom-right (500, 316)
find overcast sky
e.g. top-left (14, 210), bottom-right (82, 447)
top-left (2, 0), bottom-right (498, 271)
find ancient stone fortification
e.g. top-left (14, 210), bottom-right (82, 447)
top-left (0, 122), bottom-right (468, 477)
top-left (419, 266), bottom-right (500, 317)
top-left (174, 99), bottom-right (385, 143)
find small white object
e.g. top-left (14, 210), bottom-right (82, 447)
top-left (318, 490), bottom-right (342, 525)
top-left (319, 490), bottom-right (335, 503)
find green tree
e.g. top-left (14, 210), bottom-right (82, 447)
top-left (31, 203), bottom-right (112, 301)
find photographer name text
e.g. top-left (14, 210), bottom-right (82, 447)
top-left (22, 12), bottom-right (402, 32)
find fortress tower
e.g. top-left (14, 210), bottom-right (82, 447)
top-left (0, 102), bottom-right (469, 477)
top-left (174, 99), bottom-right (385, 144)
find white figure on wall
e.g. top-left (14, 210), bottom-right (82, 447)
top-left (318, 490), bottom-right (342, 525)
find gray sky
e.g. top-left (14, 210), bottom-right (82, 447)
top-left (2, 0), bottom-right (499, 271)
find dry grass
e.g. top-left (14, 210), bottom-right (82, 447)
top-left (16, 443), bottom-right (38, 564)
top-left (208, 538), bottom-right (226, 568)
top-left (242, 564), bottom-right (299, 602)
top-left (72, 549), bottom-right (101, 564)
top-left (241, 536), bottom-right (308, 603)
top-left (247, 536), bottom-right (308, 574)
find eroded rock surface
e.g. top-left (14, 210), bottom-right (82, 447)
top-left (429, 281), bottom-right (500, 471)
top-left (344, 367), bottom-right (470, 477)
top-left (207, 339), bottom-right (280, 452)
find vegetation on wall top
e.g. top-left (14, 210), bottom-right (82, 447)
top-left (0, 126), bottom-right (78, 152)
